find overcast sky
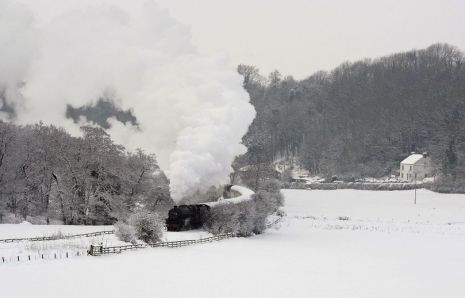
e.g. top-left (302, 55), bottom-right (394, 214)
top-left (157, 0), bottom-right (465, 79)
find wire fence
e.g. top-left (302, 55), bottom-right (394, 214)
top-left (1, 215), bottom-right (283, 263)
top-left (1, 233), bottom-right (235, 263)
top-left (0, 230), bottom-right (115, 244)
top-left (89, 216), bottom-right (284, 256)
top-left (1, 250), bottom-right (89, 264)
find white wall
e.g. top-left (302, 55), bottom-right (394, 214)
top-left (400, 157), bottom-right (433, 182)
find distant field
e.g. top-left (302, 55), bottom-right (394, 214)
top-left (1, 189), bottom-right (465, 298)
top-left (285, 188), bottom-right (465, 224)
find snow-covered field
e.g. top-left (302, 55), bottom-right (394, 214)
top-left (0, 223), bottom-right (212, 263)
top-left (0, 224), bottom-right (117, 263)
top-left (2, 189), bottom-right (465, 298)
top-left (0, 224), bottom-right (114, 239)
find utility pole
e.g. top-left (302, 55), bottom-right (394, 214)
top-left (414, 173), bottom-right (417, 205)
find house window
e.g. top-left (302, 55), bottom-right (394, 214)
top-left (402, 165), bottom-right (404, 171)
top-left (401, 173), bottom-right (403, 178)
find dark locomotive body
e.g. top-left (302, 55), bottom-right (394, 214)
top-left (166, 204), bottom-right (211, 231)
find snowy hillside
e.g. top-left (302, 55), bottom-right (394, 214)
top-left (2, 189), bottom-right (465, 298)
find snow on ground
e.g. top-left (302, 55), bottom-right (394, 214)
top-left (163, 230), bottom-right (213, 241)
top-left (285, 188), bottom-right (465, 224)
top-left (0, 225), bottom-right (212, 262)
top-left (2, 189), bottom-right (465, 298)
top-left (0, 220), bottom-right (213, 262)
top-left (0, 226), bottom-right (119, 263)
top-left (0, 224), bottom-right (118, 262)
top-left (0, 224), bottom-right (114, 239)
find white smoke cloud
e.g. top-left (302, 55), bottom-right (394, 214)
top-left (0, 0), bottom-right (255, 201)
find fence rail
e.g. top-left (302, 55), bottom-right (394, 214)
top-left (2, 215), bottom-right (282, 261)
top-left (0, 230), bottom-right (115, 244)
top-left (89, 233), bottom-right (234, 256)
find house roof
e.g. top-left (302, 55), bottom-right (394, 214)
top-left (401, 154), bottom-right (424, 165)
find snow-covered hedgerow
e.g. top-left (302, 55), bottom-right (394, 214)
top-left (115, 211), bottom-right (163, 244)
top-left (205, 180), bottom-right (284, 237)
top-left (427, 176), bottom-right (465, 193)
top-left (115, 222), bottom-right (137, 244)
top-left (288, 182), bottom-right (432, 191)
top-left (129, 211), bottom-right (164, 244)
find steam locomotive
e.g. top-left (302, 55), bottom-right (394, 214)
top-left (165, 204), bottom-right (211, 231)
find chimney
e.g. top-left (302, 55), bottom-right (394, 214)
top-left (422, 152), bottom-right (428, 158)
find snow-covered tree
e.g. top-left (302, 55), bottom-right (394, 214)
top-left (205, 180), bottom-right (284, 236)
top-left (129, 211), bottom-right (164, 243)
top-left (0, 122), bottom-right (172, 224)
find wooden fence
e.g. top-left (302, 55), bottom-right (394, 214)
top-left (1, 215), bottom-right (283, 262)
top-left (1, 250), bottom-right (88, 264)
top-left (0, 230), bottom-right (115, 244)
top-left (88, 217), bottom-right (283, 256)
top-left (89, 233), bottom-right (234, 256)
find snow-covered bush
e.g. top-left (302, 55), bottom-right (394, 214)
top-left (47, 230), bottom-right (65, 240)
top-left (250, 180), bottom-right (284, 234)
top-left (205, 180), bottom-right (284, 237)
top-left (206, 204), bottom-right (238, 235)
top-left (115, 221), bottom-right (137, 244)
top-left (129, 211), bottom-right (163, 243)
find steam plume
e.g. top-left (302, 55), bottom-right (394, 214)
top-left (0, 0), bottom-right (255, 201)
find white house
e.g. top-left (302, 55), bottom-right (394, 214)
top-left (399, 153), bottom-right (433, 182)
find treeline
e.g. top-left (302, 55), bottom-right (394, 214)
top-left (0, 122), bottom-right (172, 224)
top-left (240, 43), bottom-right (465, 181)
